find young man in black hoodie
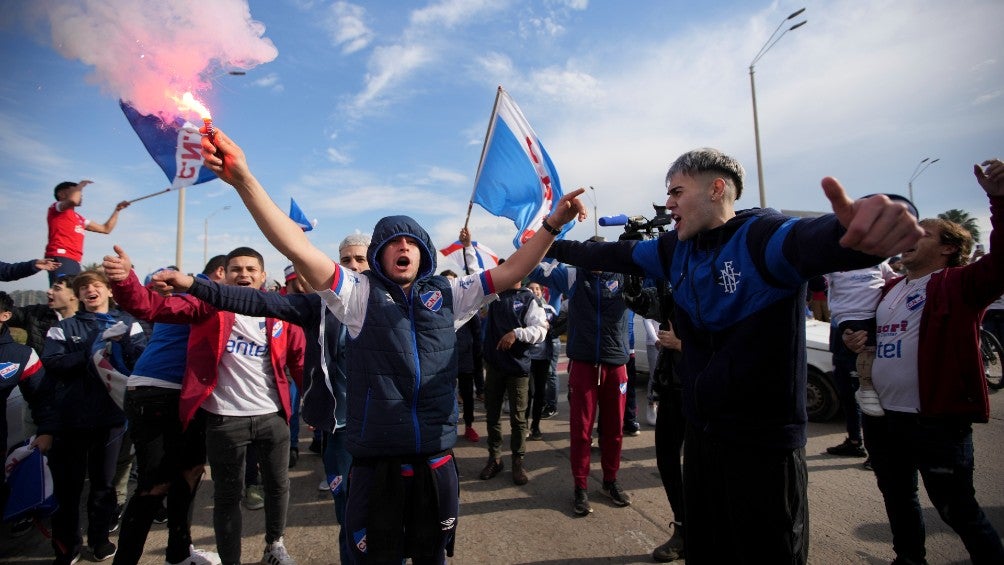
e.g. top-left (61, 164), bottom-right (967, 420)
top-left (542, 148), bottom-right (921, 564)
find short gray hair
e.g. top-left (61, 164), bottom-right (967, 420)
top-left (666, 148), bottom-right (746, 200)
top-left (339, 232), bottom-right (372, 252)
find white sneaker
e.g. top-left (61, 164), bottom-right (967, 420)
top-left (318, 478), bottom-right (329, 491)
top-left (646, 402), bottom-right (658, 426)
top-left (261, 536), bottom-right (296, 565)
top-left (855, 388), bottom-right (885, 417)
top-left (166, 546), bottom-right (222, 565)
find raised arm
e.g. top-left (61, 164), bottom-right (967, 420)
top-left (86, 200), bottom-right (130, 234)
top-left (201, 129), bottom-right (335, 291)
top-left (487, 188), bottom-right (588, 290)
top-left (102, 246), bottom-right (207, 323)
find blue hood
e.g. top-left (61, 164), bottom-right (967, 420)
top-left (367, 215), bottom-right (437, 288)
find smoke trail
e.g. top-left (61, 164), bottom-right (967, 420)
top-left (38, 0), bottom-right (277, 118)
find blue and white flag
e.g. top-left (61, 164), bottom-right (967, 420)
top-left (289, 198), bottom-right (317, 232)
top-left (472, 87), bottom-right (567, 248)
top-left (119, 100), bottom-right (217, 189)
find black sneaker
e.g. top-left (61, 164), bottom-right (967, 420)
top-left (9, 516), bottom-right (34, 537)
top-left (91, 541), bottom-right (117, 562)
top-left (288, 447), bottom-right (299, 468)
top-left (152, 502), bottom-right (168, 524)
top-left (308, 437), bottom-right (322, 454)
top-left (826, 437), bottom-right (866, 457)
top-left (863, 457), bottom-right (873, 471)
top-left (602, 480), bottom-right (632, 507)
top-left (528, 427), bottom-right (543, 441)
top-left (540, 406), bottom-right (558, 420)
top-left (479, 458), bottom-right (504, 480)
top-left (652, 523), bottom-right (685, 562)
top-left (623, 424), bottom-right (641, 437)
top-left (109, 504), bottom-right (124, 533)
top-left (573, 487), bottom-right (593, 516)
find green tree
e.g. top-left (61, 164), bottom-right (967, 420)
top-left (938, 209), bottom-right (981, 243)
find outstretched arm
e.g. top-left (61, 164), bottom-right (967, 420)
top-left (87, 200), bottom-right (130, 234)
top-left (822, 177), bottom-right (922, 256)
top-left (488, 188), bottom-right (588, 290)
top-left (201, 129), bottom-right (335, 291)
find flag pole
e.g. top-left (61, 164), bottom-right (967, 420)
top-left (465, 86), bottom-right (505, 230)
top-left (126, 186), bottom-right (174, 204)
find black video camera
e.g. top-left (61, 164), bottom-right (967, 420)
top-left (598, 204), bottom-right (674, 241)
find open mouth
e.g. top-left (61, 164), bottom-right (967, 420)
top-left (236, 280), bottom-right (252, 286)
top-left (85, 292), bottom-right (100, 301)
top-left (396, 256), bottom-right (411, 268)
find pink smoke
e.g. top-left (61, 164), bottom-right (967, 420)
top-left (39, 0), bottom-right (277, 119)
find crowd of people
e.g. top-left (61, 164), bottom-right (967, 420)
top-left (1, 131), bottom-right (1002, 565)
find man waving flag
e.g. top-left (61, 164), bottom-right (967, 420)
top-left (470, 87), bottom-right (567, 248)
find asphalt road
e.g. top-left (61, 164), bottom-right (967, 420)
top-left (3, 380), bottom-right (1003, 564)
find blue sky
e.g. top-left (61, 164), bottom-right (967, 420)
top-left (2, 0), bottom-right (1003, 292)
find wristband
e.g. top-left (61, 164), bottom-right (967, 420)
top-left (541, 216), bottom-right (562, 236)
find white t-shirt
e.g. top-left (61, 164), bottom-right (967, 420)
top-left (203, 314), bottom-right (282, 416)
top-left (827, 263), bottom-right (895, 325)
top-left (871, 272), bottom-right (935, 413)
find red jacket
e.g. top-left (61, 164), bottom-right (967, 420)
top-left (880, 195), bottom-right (1004, 422)
top-left (111, 272), bottom-right (305, 428)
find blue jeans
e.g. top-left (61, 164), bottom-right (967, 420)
top-left (203, 410), bottom-right (290, 565)
top-left (545, 337), bottom-right (560, 409)
top-left (322, 429), bottom-right (352, 564)
top-left (863, 412), bottom-right (1004, 564)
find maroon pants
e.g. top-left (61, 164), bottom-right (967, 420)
top-left (568, 359), bottom-right (627, 489)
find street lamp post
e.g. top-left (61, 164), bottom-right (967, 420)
top-left (749, 8), bottom-right (807, 208)
top-left (203, 205), bottom-right (231, 266)
top-left (908, 157), bottom-right (940, 204)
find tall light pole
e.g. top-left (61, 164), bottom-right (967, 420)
top-left (750, 8), bottom-right (807, 208)
top-left (203, 205), bottom-right (230, 266)
top-left (908, 157), bottom-right (939, 203)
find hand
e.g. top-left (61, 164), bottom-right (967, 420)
top-left (31, 434), bottom-right (53, 454)
top-left (497, 330), bottom-right (517, 351)
top-left (459, 227), bottom-right (471, 247)
top-left (842, 328), bottom-right (867, 354)
top-left (152, 270), bottom-right (195, 294)
top-left (114, 200), bottom-right (130, 212)
top-left (975, 159), bottom-right (1004, 197)
top-left (549, 187), bottom-right (588, 226)
top-left (200, 127), bottom-right (252, 189)
top-left (77, 180), bottom-right (93, 188)
top-left (34, 258), bottom-right (60, 272)
top-left (822, 177), bottom-right (923, 257)
top-left (657, 325), bottom-right (681, 351)
top-left (102, 245), bottom-right (133, 282)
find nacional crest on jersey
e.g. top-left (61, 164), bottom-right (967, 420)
top-left (906, 293), bottom-right (925, 311)
top-left (605, 279), bottom-right (619, 293)
top-left (272, 320), bottom-right (284, 338)
top-left (0, 362), bottom-right (20, 381)
top-left (421, 290), bottom-right (444, 312)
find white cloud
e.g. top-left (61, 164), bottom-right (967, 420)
top-left (252, 72), bottom-right (284, 92)
top-left (350, 44), bottom-right (432, 113)
top-left (325, 2), bottom-right (373, 55)
top-left (410, 0), bottom-right (501, 29)
top-left (326, 147), bottom-right (352, 165)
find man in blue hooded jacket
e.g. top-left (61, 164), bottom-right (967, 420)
top-left (191, 127), bottom-right (587, 565)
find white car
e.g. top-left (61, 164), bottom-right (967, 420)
top-left (805, 317), bottom-right (840, 422)
top-left (632, 315), bottom-right (840, 422)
